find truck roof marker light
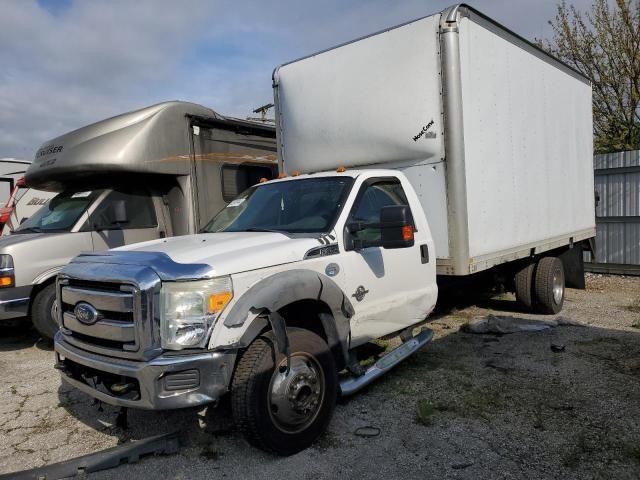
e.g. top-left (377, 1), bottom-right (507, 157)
top-left (291, 170), bottom-right (301, 177)
top-left (259, 177), bottom-right (268, 183)
top-left (402, 225), bottom-right (414, 242)
top-left (277, 173), bottom-right (287, 179)
top-left (336, 166), bottom-right (346, 173)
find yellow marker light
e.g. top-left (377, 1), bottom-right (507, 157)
top-left (259, 177), bottom-right (268, 183)
top-left (208, 291), bottom-right (233, 314)
top-left (291, 170), bottom-right (301, 177)
top-left (336, 166), bottom-right (346, 173)
top-left (0, 276), bottom-right (13, 287)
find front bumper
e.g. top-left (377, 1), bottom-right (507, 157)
top-left (54, 332), bottom-right (236, 410)
top-left (0, 285), bottom-right (32, 320)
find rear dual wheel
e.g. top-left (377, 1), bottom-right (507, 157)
top-left (514, 257), bottom-right (565, 314)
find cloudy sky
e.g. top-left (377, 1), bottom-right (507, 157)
top-left (1, 0), bottom-right (593, 159)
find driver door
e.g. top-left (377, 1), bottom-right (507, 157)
top-left (88, 189), bottom-right (165, 250)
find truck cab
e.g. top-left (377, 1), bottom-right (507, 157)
top-left (0, 101), bottom-right (276, 339)
top-left (54, 169), bottom-right (437, 454)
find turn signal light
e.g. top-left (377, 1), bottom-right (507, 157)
top-left (0, 276), bottom-right (13, 287)
top-left (402, 225), bottom-right (414, 242)
top-left (208, 291), bottom-right (233, 314)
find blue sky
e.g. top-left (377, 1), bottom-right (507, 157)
top-left (1, 0), bottom-right (593, 159)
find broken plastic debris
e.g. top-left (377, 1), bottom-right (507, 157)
top-left (354, 426), bottom-right (380, 437)
top-left (462, 314), bottom-right (583, 334)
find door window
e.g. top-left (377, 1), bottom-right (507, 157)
top-left (221, 164), bottom-right (274, 202)
top-left (89, 190), bottom-right (157, 230)
top-left (348, 180), bottom-right (410, 243)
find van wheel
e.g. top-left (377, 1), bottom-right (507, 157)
top-left (31, 283), bottom-right (58, 341)
top-left (231, 327), bottom-right (337, 455)
top-left (514, 261), bottom-right (535, 310)
top-left (534, 257), bottom-right (565, 314)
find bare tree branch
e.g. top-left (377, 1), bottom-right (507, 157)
top-left (538, 0), bottom-right (640, 153)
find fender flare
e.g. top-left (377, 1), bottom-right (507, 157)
top-left (223, 269), bottom-right (355, 368)
top-left (32, 266), bottom-right (63, 286)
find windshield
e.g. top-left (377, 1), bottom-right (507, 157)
top-left (13, 190), bottom-right (96, 233)
top-left (204, 177), bottom-right (354, 234)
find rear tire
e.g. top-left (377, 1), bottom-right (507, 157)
top-left (514, 261), bottom-right (535, 310)
top-left (231, 327), bottom-right (337, 455)
top-left (31, 283), bottom-right (58, 341)
top-left (534, 257), bottom-right (565, 314)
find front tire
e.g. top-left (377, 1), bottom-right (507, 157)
top-left (534, 257), bottom-right (565, 314)
top-left (231, 327), bottom-right (337, 455)
top-left (31, 283), bottom-right (58, 341)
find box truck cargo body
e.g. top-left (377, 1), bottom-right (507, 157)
top-left (273, 4), bottom-right (595, 276)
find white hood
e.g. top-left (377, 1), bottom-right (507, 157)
top-left (117, 232), bottom-right (325, 276)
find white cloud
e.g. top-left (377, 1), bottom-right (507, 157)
top-left (0, 0), bottom-right (594, 159)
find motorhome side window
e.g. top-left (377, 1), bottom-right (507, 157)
top-left (89, 190), bottom-right (157, 230)
top-left (349, 180), bottom-right (411, 243)
top-left (221, 164), bottom-right (274, 202)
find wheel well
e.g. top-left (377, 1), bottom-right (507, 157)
top-left (28, 277), bottom-right (56, 316)
top-left (276, 299), bottom-right (347, 370)
top-left (277, 299), bottom-right (331, 344)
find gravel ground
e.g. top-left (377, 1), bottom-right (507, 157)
top-left (1, 273), bottom-right (639, 479)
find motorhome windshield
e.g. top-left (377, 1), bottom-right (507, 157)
top-left (204, 177), bottom-right (354, 234)
top-left (13, 191), bottom-right (95, 233)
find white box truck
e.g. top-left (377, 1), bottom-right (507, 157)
top-left (53, 5), bottom-right (595, 455)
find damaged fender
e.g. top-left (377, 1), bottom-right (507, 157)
top-left (222, 269), bottom-right (355, 368)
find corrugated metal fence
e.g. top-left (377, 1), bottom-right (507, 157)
top-left (588, 150), bottom-right (640, 273)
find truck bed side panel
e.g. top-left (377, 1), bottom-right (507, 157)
top-left (458, 17), bottom-right (595, 261)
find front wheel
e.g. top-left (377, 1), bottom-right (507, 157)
top-left (31, 283), bottom-right (59, 341)
top-left (231, 327), bottom-right (337, 455)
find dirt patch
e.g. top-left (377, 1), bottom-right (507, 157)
top-left (0, 274), bottom-right (639, 479)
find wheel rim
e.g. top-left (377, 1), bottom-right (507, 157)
top-left (552, 270), bottom-right (564, 304)
top-left (268, 352), bottom-right (325, 434)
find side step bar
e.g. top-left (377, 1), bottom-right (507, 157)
top-left (340, 328), bottom-right (434, 396)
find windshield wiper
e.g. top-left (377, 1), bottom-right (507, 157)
top-left (242, 227), bottom-right (285, 233)
top-left (14, 226), bottom-right (42, 233)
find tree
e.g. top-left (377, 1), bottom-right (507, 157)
top-left (539, 0), bottom-right (640, 153)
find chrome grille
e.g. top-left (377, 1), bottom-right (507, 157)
top-left (59, 279), bottom-right (142, 358)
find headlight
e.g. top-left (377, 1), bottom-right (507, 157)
top-left (160, 276), bottom-right (233, 350)
top-left (0, 254), bottom-right (14, 288)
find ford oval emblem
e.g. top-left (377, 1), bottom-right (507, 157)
top-left (74, 302), bottom-right (100, 325)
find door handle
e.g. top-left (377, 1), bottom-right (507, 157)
top-left (420, 244), bottom-right (429, 264)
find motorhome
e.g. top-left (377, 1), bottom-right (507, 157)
top-left (0, 101), bottom-right (276, 339)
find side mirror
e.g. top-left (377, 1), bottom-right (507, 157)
top-left (112, 200), bottom-right (128, 224)
top-left (380, 205), bottom-right (414, 249)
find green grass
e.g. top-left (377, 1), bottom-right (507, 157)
top-left (416, 399), bottom-right (438, 426)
